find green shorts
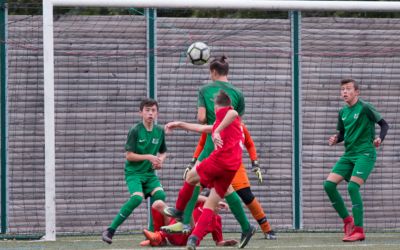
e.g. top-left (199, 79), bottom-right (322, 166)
top-left (125, 173), bottom-right (163, 198)
top-left (331, 150), bottom-right (376, 182)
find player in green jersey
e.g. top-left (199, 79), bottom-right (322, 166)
top-left (197, 55), bottom-right (245, 160)
top-left (197, 57), bottom-right (254, 247)
top-left (324, 79), bottom-right (389, 242)
top-left (102, 98), bottom-right (167, 244)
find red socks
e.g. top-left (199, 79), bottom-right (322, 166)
top-left (176, 182), bottom-right (196, 212)
top-left (191, 208), bottom-right (214, 241)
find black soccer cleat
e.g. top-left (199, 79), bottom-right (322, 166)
top-left (186, 235), bottom-right (198, 250)
top-left (239, 224), bottom-right (256, 248)
top-left (163, 207), bottom-right (183, 221)
top-left (101, 228), bottom-right (115, 244)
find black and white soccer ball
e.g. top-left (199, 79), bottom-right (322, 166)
top-left (186, 42), bottom-right (210, 65)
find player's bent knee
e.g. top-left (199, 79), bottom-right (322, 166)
top-left (151, 200), bottom-right (165, 210)
top-left (151, 189), bottom-right (166, 202)
top-left (186, 168), bottom-right (200, 184)
top-left (347, 181), bottom-right (360, 195)
top-left (236, 187), bottom-right (255, 205)
top-left (125, 194), bottom-right (143, 212)
top-left (323, 180), bottom-right (337, 193)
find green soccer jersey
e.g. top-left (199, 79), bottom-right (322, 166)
top-left (337, 98), bottom-right (381, 154)
top-left (124, 122), bottom-right (167, 175)
top-left (197, 80), bottom-right (245, 125)
top-left (197, 80), bottom-right (245, 161)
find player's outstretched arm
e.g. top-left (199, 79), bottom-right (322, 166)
top-left (165, 121), bottom-right (212, 134)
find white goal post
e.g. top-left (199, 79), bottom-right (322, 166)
top-left (42, 0), bottom-right (400, 241)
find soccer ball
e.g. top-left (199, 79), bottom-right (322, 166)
top-left (186, 42), bottom-right (210, 65)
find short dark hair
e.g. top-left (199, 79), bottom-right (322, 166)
top-left (214, 90), bottom-right (231, 107)
top-left (341, 79), bottom-right (359, 90)
top-left (139, 98), bottom-right (159, 111)
top-left (209, 55), bottom-right (229, 76)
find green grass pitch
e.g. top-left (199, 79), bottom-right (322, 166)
top-left (1, 232), bottom-right (400, 250)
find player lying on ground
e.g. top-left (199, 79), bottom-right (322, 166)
top-left (140, 190), bottom-right (237, 247)
top-left (324, 79), bottom-right (389, 242)
top-left (184, 123), bottom-right (276, 240)
top-left (163, 90), bottom-right (256, 250)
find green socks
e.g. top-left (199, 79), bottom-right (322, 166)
top-left (225, 191), bottom-right (250, 232)
top-left (348, 181), bottom-right (363, 227)
top-left (110, 195), bottom-right (143, 230)
top-left (323, 180), bottom-right (349, 219)
top-left (324, 180), bottom-right (364, 227)
top-left (183, 185), bottom-right (201, 224)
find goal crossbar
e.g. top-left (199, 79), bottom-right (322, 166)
top-left (49, 0), bottom-right (400, 12)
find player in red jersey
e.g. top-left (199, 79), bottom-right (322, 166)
top-left (163, 90), bottom-right (255, 249)
top-left (187, 123), bottom-right (276, 239)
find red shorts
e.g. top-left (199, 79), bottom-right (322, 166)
top-left (196, 155), bottom-right (239, 198)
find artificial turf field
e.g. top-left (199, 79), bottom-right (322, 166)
top-left (1, 232), bottom-right (400, 250)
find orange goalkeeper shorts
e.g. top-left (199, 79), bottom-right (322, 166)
top-left (231, 163), bottom-right (250, 191)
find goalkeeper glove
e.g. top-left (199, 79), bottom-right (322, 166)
top-left (183, 158), bottom-right (197, 180)
top-left (251, 160), bottom-right (263, 184)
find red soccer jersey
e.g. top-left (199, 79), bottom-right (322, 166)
top-left (211, 106), bottom-right (243, 171)
top-left (193, 123), bottom-right (257, 161)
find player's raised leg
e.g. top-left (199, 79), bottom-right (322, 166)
top-left (164, 166), bottom-right (200, 221)
top-left (102, 192), bottom-right (143, 244)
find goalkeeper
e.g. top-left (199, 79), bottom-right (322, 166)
top-left (185, 123), bottom-right (276, 240)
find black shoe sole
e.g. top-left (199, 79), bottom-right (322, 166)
top-left (102, 237), bottom-right (112, 244)
top-left (239, 226), bottom-right (256, 248)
